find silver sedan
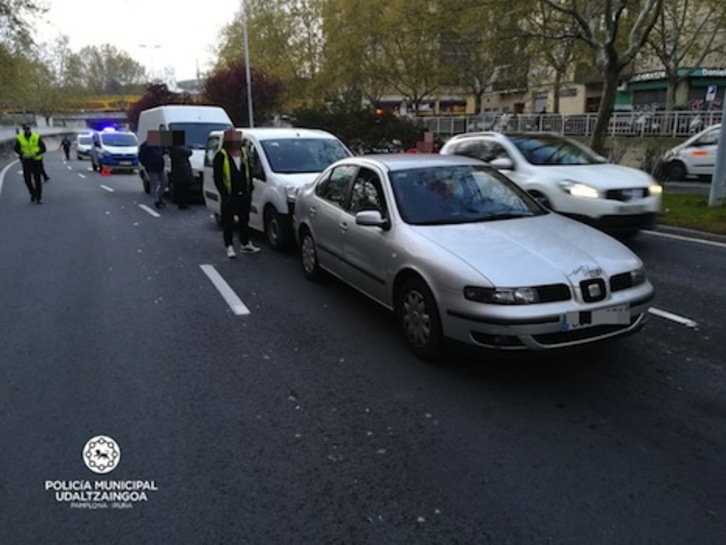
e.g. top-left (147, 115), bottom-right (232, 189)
top-left (293, 154), bottom-right (654, 359)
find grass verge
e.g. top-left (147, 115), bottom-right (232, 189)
top-left (659, 192), bottom-right (726, 235)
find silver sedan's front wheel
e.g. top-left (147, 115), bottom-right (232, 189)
top-left (396, 277), bottom-right (443, 360)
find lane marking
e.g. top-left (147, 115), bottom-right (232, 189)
top-left (0, 160), bottom-right (19, 195)
top-left (648, 307), bottom-right (698, 328)
top-left (78, 173), bottom-right (86, 179)
top-left (138, 204), bottom-right (160, 217)
top-left (200, 264), bottom-right (251, 316)
top-left (100, 185), bottom-right (115, 192)
top-left (643, 229), bottom-right (726, 249)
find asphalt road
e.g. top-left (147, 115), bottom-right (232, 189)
top-left (1, 151), bottom-right (725, 544)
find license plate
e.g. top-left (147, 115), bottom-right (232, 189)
top-left (618, 204), bottom-right (646, 214)
top-left (563, 304), bottom-right (630, 330)
top-left (119, 161), bottom-right (132, 166)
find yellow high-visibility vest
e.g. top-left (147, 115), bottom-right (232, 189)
top-left (220, 148), bottom-right (250, 193)
top-left (16, 133), bottom-right (42, 161)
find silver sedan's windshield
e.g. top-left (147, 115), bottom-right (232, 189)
top-left (509, 134), bottom-right (605, 165)
top-left (391, 165), bottom-right (545, 225)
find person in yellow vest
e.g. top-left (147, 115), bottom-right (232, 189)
top-left (14, 124), bottom-right (47, 203)
top-left (213, 129), bottom-right (260, 258)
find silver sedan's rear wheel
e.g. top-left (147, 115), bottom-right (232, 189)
top-left (300, 229), bottom-right (324, 281)
top-left (396, 277), bottom-right (443, 360)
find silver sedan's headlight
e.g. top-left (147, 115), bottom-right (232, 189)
top-left (464, 286), bottom-right (540, 304)
top-left (558, 180), bottom-right (600, 199)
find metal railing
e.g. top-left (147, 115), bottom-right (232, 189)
top-left (415, 110), bottom-right (723, 139)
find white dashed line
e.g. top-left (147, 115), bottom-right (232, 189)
top-left (648, 307), bottom-right (698, 328)
top-left (200, 264), bottom-right (251, 316)
top-left (100, 185), bottom-right (115, 192)
top-left (78, 173), bottom-right (86, 179)
top-left (138, 204), bottom-right (160, 217)
top-left (644, 230), bottom-right (726, 249)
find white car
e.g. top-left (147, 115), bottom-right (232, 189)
top-left (440, 132), bottom-right (662, 236)
top-left (293, 154), bottom-right (654, 359)
top-left (662, 123), bottom-right (721, 181)
top-left (202, 127), bottom-right (351, 250)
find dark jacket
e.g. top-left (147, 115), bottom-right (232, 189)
top-left (138, 141), bottom-right (165, 173)
top-left (169, 145), bottom-right (193, 184)
top-left (213, 149), bottom-right (251, 200)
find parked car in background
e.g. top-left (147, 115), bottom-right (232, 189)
top-left (90, 128), bottom-right (139, 173)
top-left (293, 154), bottom-right (654, 359)
top-left (202, 127), bottom-right (351, 250)
top-left (661, 123), bottom-right (721, 181)
top-left (76, 133), bottom-right (93, 160)
top-left (440, 132), bottom-right (662, 237)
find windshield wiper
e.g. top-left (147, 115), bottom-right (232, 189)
top-left (482, 211), bottom-right (535, 221)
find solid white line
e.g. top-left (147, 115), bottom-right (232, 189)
top-left (100, 185), bottom-right (115, 192)
top-left (200, 264), bottom-right (251, 316)
top-left (0, 160), bottom-right (18, 196)
top-left (643, 229), bottom-right (726, 249)
top-left (648, 307), bottom-right (698, 328)
top-left (78, 173), bottom-right (86, 179)
top-left (138, 204), bottom-right (160, 218)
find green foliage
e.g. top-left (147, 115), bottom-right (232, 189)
top-left (291, 103), bottom-right (420, 153)
top-left (661, 192), bottom-right (726, 235)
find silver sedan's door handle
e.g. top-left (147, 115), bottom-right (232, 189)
top-left (339, 221), bottom-right (349, 232)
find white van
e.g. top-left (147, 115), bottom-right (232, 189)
top-left (662, 123), bottom-right (721, 181)
top-left (136, 105), bottom-right (233, 199)
top-left (202, 127), bottom-right (352, 250)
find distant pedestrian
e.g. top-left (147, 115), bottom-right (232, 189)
top-left (60, 136), bottom-right (72, 161)
top-left (14, 124), bottom-right (47, 204)
top-left (138, 130), bottom-right (167, 209)
top-left (169, 137), bottom-right (193, 210)
top-left (213, 129), bottom-right (259, 258)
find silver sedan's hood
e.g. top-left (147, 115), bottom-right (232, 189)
top-left (412, 214), bottom-right (641, 287)
top-left (536, 163), bottom-right (653, 190)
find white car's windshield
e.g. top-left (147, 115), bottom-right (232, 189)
top-left (391, 165), bottom-right (545, 225)
top-left (261, 138), bottom-right (350, 174)
top-left (100, 133), bottom-right (138, 147)
top-left (509, 134), bottom-right (605, 166)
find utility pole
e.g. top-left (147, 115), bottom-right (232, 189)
top-left (708, 91), bottom-right (726, 207)
top-left (242, 0), bottom-right (255, 127)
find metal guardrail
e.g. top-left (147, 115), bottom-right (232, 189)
top-left (416, 111), bottom-right (723, 139)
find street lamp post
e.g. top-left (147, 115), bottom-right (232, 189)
top-left (241, 0), bottom-right (254, 127)
top-left (139, 44), bottom-right (162, 81)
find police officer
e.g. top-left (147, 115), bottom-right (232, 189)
top-left (14, 124), bottom-right (47, 203)
top-left (213, 129), bottom-right (260, 258)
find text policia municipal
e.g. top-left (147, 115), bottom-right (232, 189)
top-left (45, 480), bottom-right (158, 502)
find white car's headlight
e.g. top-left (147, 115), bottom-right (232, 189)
top-left (648, 183), bottom-right (663, 196)
top-left (464, 286), bottom-right (540, 304)
top-left (558, 180), bottom-right (600, 199)
top-left (631, 267), bottom-right (646, 286)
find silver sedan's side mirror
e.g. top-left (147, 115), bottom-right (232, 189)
top-left (355, 210), bottom-right (390, 231)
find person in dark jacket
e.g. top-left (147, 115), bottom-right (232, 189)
top-left (60, 136), bottom-right (72, 161)
top-left (169, 140), bottom-right (193, 210)
top-left (138, 130), bottom-right (167, 209)
top-left (213, 129), bottom-right (259, 258)
top-left (14, 124), bottom-right (47, 203)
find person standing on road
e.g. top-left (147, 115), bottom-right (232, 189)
top-left (138, 130), bottom-right (167, 209)
top-left (213, 129), bottom-right (260, 258)
top-left (60, 136), bottom-right (72, 161)
top-left (14, 124), bottom-right (47, 204)
top-left (169, 135), bottom-right (193, 210)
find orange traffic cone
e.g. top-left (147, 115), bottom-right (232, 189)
top-left (101, 166), bottom-right (111, 176)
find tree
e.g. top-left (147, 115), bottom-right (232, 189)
top-left (202, 59), bottom-right (284, 126)
top-left (542, 0), bottom-right (663, 153)
top-left (127, 83), bottom-right (195, 130)
top-left (0, 0), bottom-right (45, 47)
top-left (647, 0), bottom-right (726, 110)
top-left (75, 44), bottom-right (146, 94)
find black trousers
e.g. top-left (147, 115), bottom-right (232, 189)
top-left (21, 159), bottom-right (43, 201)
top-left (221, 194), bottom-right (252, 247)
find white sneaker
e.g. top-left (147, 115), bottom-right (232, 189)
top-left (226, 245), bottom-right (236, 258)
top-left (240, 242), bottom-right (261, 254)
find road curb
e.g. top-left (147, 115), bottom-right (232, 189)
top-left (653, 223), bottom-right (726, 244)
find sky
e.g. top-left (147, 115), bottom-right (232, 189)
top-left (36, 0), bottom-right (243, 82)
